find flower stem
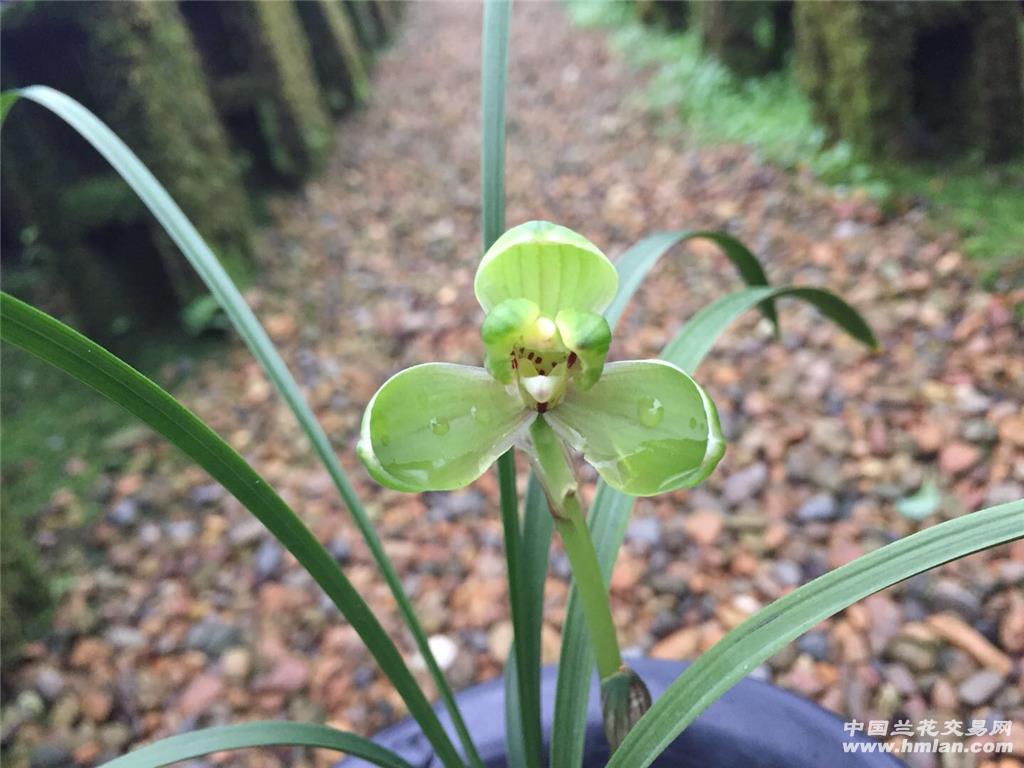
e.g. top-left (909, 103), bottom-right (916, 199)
top-left (528, 417), bottom-right (623, 680)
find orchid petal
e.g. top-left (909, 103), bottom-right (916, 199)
top-left (358, 363), bottom-right (533, 492)
top-left (481, 298), bottom-right (540, 384)
top-left (555, 309), bottom-right (611, 390)
top-left (475, 221), bottom-right (619, 316)
top-left (546, 360), bottom-right (725, 496)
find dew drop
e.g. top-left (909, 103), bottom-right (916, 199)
top-left (429, 417), bottom-right (450, 436)
top-left (689, 417), bottom-right (697, 429)
top-left (637, 396), bottom-right (664, 428)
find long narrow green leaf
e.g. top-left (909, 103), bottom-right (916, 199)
top-left (605, 230), bottom-right (778, 330)
top-left (503, 478), bottom-right (554, 765)
top-left (0, 293), bottom-right (463, 768)
top-left (663, 285), bottom-right (879, 373)
top-left (6, 86), bottom-right (478, 768)
top-left (609, 501), bottom-right (1024, 767)
top-left (98, 722), bottom-right (414, 768)
top-left (551, 278), bottom-right (877, 768)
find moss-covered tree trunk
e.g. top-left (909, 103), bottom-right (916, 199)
top-left (794, 0), bottom-right (1023, 162)
top-left (180, 0), bottom-right (332, 185)
top-left (1, 1), bottom-right (252, 338)
top-left (296, 0), bottom-right (371, 116)
top-left (634, 0), bottom-right (689, 31)
top-left (697, 1), bottom-right (792, 78)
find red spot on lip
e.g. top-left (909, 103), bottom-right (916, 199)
top-left (537, 402), bottom-right (549, 413)
top-left (527, 352), bottom-right (535, 361)
top-left (511, 357), bottom-right (518, 369)
top-left (567, 352), bottom-right (578, 367)
top-left (535, 357), bottom-right (543, 364)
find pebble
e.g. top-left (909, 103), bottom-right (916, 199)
top-left (254, 539), bottom-right (284, 581)
top-left (928, 579), bottom-right (982, 621)
top-left (723, 462), bottom-right (768, 505)
top-left (796, 493), bottom-right (840, 522)
top-left (938, 442), bottom-right (980, 475)
top-left (957, 670), bottom-right (1005, 706)
top-left (221, 647), bottom-right (253, 682)
top-left (108, 498), bottom-right (138, 527)
top-left (626, 516), bottom-right (662, 548)
top-left (186, 618), bottom-right (243, 657)
top-left (797, 631), bottom-right (830, 661)
top-left (30, 745), bottom-right (73, 768)
top-left (684, 510), bottom-right (723, 545)
top-left (33, 667), bottom-right (65, 702)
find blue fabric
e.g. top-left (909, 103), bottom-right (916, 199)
top-left (341, 658), bottom-right (905, 767)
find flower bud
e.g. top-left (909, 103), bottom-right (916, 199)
top-left (600, 666), bottom-right (652, 752)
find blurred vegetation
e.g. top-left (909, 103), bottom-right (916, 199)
top-left (569, 1), bottom-right (1024, 282)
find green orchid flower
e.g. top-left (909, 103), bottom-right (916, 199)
top-left (357, 220), bottom-right (725, 498)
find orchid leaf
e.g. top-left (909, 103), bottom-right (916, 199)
top-left (605, 230), bottom-right (777, 329)
top-left (7, 85), bottom-right (483, 766)
top-left (97, 721), bottom-right (414, 768)
top-left (608, 501), bottom-right (1024, 768)
top-left (0, 293), bottom-right (464, 768)
top-left (358, 363), bottom-right (533, 493)
top-left (475, 220), bottom-right (619, 316)
top-left (549, 360), bottom-right (724, 496)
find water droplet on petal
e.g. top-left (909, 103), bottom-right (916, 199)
top-left (430, 417), bottom-right (450, 436)
top-left (637, 396), bottom-right (663, 428)
top-left (689, 417), bottom-right (697, 429)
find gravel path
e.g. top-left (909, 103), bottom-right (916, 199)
top-left (5, 4), bottom-right (1022, 767)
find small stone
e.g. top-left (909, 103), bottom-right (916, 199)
top-left (81, 689), bottom-right (113, 722)
top-left (229, 518), bottom-right (266, 546)
top-left (998, 414), bottom-right (1024, 447)
top-left (49, 694), bottom-right (80, 729)
top-left (957, 669), bottom-right (1005, 706)
top-left (411, 635), bottom-right (458, 672)
top-left (650, 627), bottom-right (700, 660)
top-left (926, 613), bottom-right (1012, 675)
top-left (108, 498), bottom-right (138, 526)
top-left (986, 482), bottom-right (1024, 507)
top-left (911, 422), bottom-right (945, 455)
top-left (189, 483), bottom-right (224, 507)
top-left (938, 442), bottom-right (980, 475)
top-left (797, 493), bottom-right (839, 522)
top-left (187, 618), bottom-right (243, 657)
top-left (327, 535), bottom-right (351, 564)
top-left (99, 723), bottom-right (132, 750)
top-left (30, 745), bottom-right (74, 768)
top-left (254, 539), bottom-right (284, 581)
top-left (69, 637), bottom-right (112, 669)
top-left (222, 647), bottom-right (253, 682)
top-left (930, 677), bottom-right (959, 710)
top-left (165, 519), bottom-right (198, 543)
top-left (685, 510), bottom-right (723, 545)
top-left (255, 656), bottom-right (310, 693)
top-left (626, 517), bottom-right (662, 548)
top-left (797, 631), bottom-right (830, 661)
top-left (886, 638), bottom-right (937, 673)
top-left (178, 673), bottom-right (224, 717)
top-left (723, 463), bottom-right (768, 505)
top-left (962, 419), bottom-right (997, 443)
top-left (105, 625), bottom-right (146, 650)
top-left (772, 560), bottom-right (802, 586)
top-left (34, 667), bottom-right (65, 702)
top-left (928, 579), bottom-right (982, 622)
